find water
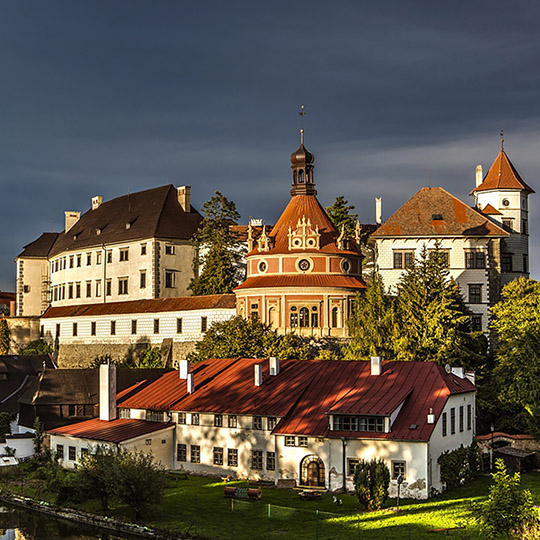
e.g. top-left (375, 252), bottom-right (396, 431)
top-left (0, 505), bottom-right (142, 540)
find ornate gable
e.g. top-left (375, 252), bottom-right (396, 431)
top-left (287, 215), bottom-right (320, 250)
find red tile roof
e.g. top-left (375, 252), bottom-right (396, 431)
top-left (471, 150), bottom-right (534, 194)
top-left (48, 418), bottom-right (173, 443)
top-left (372, 187), bottom-right (508, 238)
top-left (41, 294), bottom-right (236, 319)
top-left (234, 274), bottom-right (365, 291)
top-left (479, 203), bottom-right (502, 215)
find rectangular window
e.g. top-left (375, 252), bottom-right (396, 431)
top-left (523, 254), bottom-right (529, 273)
top-left (56, 444), bottom-right (64, 459)
top-left (146, 410), bottom-right (163, 422)
top-left (333, 415), bottom-right (385, 432)
top-left (502, 255), bottom-right (513, 273)
top-left (285, 436), bottom-right (295, 447)
top-left (96, 280), bottom-right (102, 297)
top-left (467, 404), bottom-right (472, 431)
top-left (141, 243), bottom-right (147, 255)
top-left (86, 281), bottom-right (92, 298)
top-left (107, 251), bottom-right (112, 263)
top-left (191, 445), bottom-right (200, 463)
top-left (470, 314), bottom-right (482, 332)
top-left (393, 251), bottom-right (415, 269)
top-left (165, 270), bottom-right (175, 288)
top-left (119, 248), bottom-right (129, 261)
top-left (56, 323), bottom-right (60, 338)
top-left (80, 448), bottom-right (88, 458)
top-left (252, 416), bottom-right (263, 430)
top-left (442, 412), bottom-right (447, 437)
top-left (106, 279), bottom-right (112, 296)
top-left (213, 447), bottom-right (224, 465)
top-left (131, 320), bottom-right (137, 335)
top-left (228, 415), bottom-right (237, 428)
top-left (191, 413), bottom-right (200, 425)
top-left (523, 219), bottom-right (528, 234)
top-left (251, 450), bottom-right (264, 470)
top-left (75, 282), bottom-right (81, 298)
top-left (298, 436), bottom-right (308, 447)
top-left (267, 417), bottom-right (277, 430)
top-left (502, 219), bottom-right (513, 231)
top-left (91, 321), bottom-right (96, 336)
top-left (459, 406), bottom-right (464, 432)
top-left (96, 252), bottom-right (102, 265)
top-left (72, 322), bottom-right (78, 337)
top-left (450, 407), bottom-right (456, 435)
top-left (214, 414), bottom-right (223, 427)
top-left (87, 253), bottom-right (92, 266)
top-left (392, 460), bottom-right (406, 480)
top-left (227, 448), bottom-right (238, 467)
top-left (201, 317), bottom-right (208, 332)
top-left (267, 451), bottom-right (276, 471)
top-left (118, 277), bottom-right (128, 295)
top-left (465, 250), bottom-right (486, 269)
top-left (154, 319), bottom-right (160, 334)
top-left (111, 320), bottom-right (116, 335)
top-left (177, 444), bottom-right (187, 462)
top-left (348, 458), bottom-right (360, 476)
top-left (177, 412), bottom-right (186, 424)
top-left (68, 283), bottom-right (73, 299)
top-left (77, 254), bottom-right (81, 267)
top-left (468, 284), bottom-right (482, 304)
top-left (165, 244), bottom-right (175, 255)
top-left (69, 256), bottom-right (74, 268)
top-left (68, 446), bottom-right (76, 461)
top-left (140, 271), bottom-right (146, 289)
top-left (177, 318), bottom-right (183, 334)
top-left (118, 408), bottom-right (130, 419)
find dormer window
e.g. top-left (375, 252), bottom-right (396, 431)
top-left (333, 415), bottom-right (385, 433)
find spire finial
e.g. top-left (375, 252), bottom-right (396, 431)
top-left (500, 128), bottom-right (504, 151)
top-left (298, 104), bottom-right (306, 145)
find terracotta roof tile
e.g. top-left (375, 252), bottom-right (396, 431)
top-left (372, 187), bottom-right (508, 238)
top-left (479, 203), bottom-right (502, 215)
top-left (234, 274), bottom-right (365, 291)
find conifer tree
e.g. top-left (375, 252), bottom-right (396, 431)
top-left (326, 196), bottom-right (358, 236)
top-left (0, 318), bottom-right (9, 355)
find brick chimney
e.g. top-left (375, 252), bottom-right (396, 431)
top-left (99, 363), bottom-right (117, 421)
top-left (65, 211), bottom-right (81, 233)
top-left (92, 196), bottom-right (103, 210)
top-left (177, 186), bottom-right (191, 212)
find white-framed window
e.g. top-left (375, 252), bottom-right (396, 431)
top-left (165, 270), bottom-right (176, 288)
top-left (119, 248), bottom-right (129, 261)
top-left (118, 277), bottom-right (128, 295)
top-left (165, 244), bottom-right (175, 255)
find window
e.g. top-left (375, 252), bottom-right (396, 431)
top-left (502, 219), bottom-right (513, 231)
top-left (75, 282), bottom-right (81, 298)
top-left (290, 307), bottom-right (298, 328)
top-left (250, 303), bottom-right (259, 318)
top-left (393, 251), bottom-right (414, 269)
top-left (267, 417), bottom-right (277, 430)
top-left (467, 404), bottom-right (472, 431)
top-left (81, 448), bottom-right (88, 458)
top-left (177, 318), bottom-right (183, 333)
top-left (228, 415), bottom-right (237, 428)
top-left (145, 439), bottom-right (152, 446)
top-left (86, 281), bottom-right (92, 298)
top-left (285, 436), bottom-right (296, 447)
top-left (331, 307), bottom-right (339, 328)
top-left (299, 307), bottom-right (309, 328)
top-left (140, 271), bottom-right (146, 289)
top-left (468, 284), bottom-right (482, 304)
top-left (201, 317), bottom-right (208, 332)
top-left (523, 254), bottom-right (529, 273)
top-left (465, 251), bottom-right (486, 269)
top-left (68, 283), bottom-right (74, 299)
top-left (72, 323), bottom-right (78, 337)
top-left (502, 255), bottom-right (513, 273)
top-left (347, 458), bottom-right (360, 476)
top-left (298, 436), bottom-right (308, 447)
top-left (214, 414), bottom-right (223, 427)
top-left (96, 252), bottom-right (102, 265)
top-left (191, 445), bottom-right (200, 463)
top-left (252, 416), bottom-right (263, 430)
top-left (442, 412), bottom-right (447, 437)
top-left (459, 406), bottom-right (464, 433)
top-left (392, 460), bottom-right (406, 480)
top-left (76, 254), bottom-right (81, 267)
top-left (119, 248), bottom-right (129, 261)
top-left (96, 280), bottom-right (102, 297)
top-left (68, 404), bottom-right (76, 416)
top-left (251, 450), bottom-right (263, 470)
top-left (450, 407), bottom-right (456, 435)
top-left (141, 243), bottom-right (147, 255)
top-left (165, 244), bottom-right (175, 255)
top-left (56, 324), bottom-right (60, 338)
top-left (177, 412), bottom-right (186, 424)
top-left (107, 251), bottom-right (113, 263)
top-left (191, 413), bottom-right (200, 425)
top-left (131, 320), bottom-right (137, 335)
top-left (91, 321), bottom-right (96, 336)
top-left (177, 444), bottom-right (187, 462)
top-left (165, 270), bottom-right (175, 288)
top-left (267, 451), bottom-right (276, 471)
top-left (87, 253), bottom-right (92, 266)
top-left (56, 444), bottom-right (64, 459)
top-left (154, 319), bottom-right (160, 334)
top-left (523, 219), bottom-right (528, 234)
top-left (147, 410), bottom-right (163, 422)
top-left (68, 446), bottom-right (76, 461)
top-left (228, 448), bottom-right (238, 467)
top-left (118, 408), bottom-right (130, 419)
top-left (470, 314), bottom-right (482, 332)
top-left (69, 256), bottom-right (74, 269)
top-left (333, 415), bottom-right (385, 432)
top-left (118, 277), bottom-right (128, 295)
top-left (213, 447), bottom-right (224, 465)
top-left (106, 279), bottom-right (112, 296)
top-left (111, 320), bottom-right (116, 335)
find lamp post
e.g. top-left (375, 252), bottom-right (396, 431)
top-left (490, 422), bottom-right (495, 471)
top-left (396, 474), bottom-right (403, 511)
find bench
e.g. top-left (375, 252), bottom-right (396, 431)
top-left (224, 486), bottom-right (262, 500)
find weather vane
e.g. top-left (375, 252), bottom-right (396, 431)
top-left (500, 128), bottom-right (504, 151)
top-left (298, 104), bottom-right (306, 144)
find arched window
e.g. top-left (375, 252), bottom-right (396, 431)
top-left (331, 307), bottom-right (339, 328)
top-left (299, 307), bottom-right (309, 328)
top-left (293, 170), bottom-right (297, 183)
top-left (290, 308), bottom-right (298, 328)
top-left (300, 455), bottom-right (325, 487)
top-left (311, 311), bottom-right (319, 328)
top-left (298, 170), bottom-right (304, 183)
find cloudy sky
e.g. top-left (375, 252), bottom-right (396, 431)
top-left (2, 0), bottom-right (540, 290)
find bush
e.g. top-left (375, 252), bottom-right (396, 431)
top-left (19, 339), bottom-right (52, 355)
top-left (438, 442), bottom-right (481, 490)
top-left (353, 459), bottom-right (390, 510)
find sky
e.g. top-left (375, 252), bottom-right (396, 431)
top-left (2, 0), bottom-right (540, 291)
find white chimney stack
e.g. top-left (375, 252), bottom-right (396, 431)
top-left (451, 367), bottom-right (465, 379)
top-left (187, 372), bottom-right (195, 394)
top-left (269, 357), bottom-right (280, 376)
top-left (177, 186), bottom-right (191, 213)
top-left (254, 364), bottom-right (263, 386)
top-left (99, 363), bottom-right (117, 421)
top-left (465, 371), bottom-right (476, 385)
top-left (375, 197), bottom-right (383, 225)
top-left (65, 211), bottom-right (81, 233)
top-left (179, 359), bottom-right (190, 380)
top-left (92, 196), bottom-right (103, 210)
top-left (475, 165), bottom-right (483, 188)
top-left (370, 356), bottom-right (383, 376)
top-left (427, 408), bottom-right (435, 424)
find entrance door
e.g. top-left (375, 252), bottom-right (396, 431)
top-left (307, 461), bottom-right (320, 487)
top-left (301, 455), bottom-right (325, 487)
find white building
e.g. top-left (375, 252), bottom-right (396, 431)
top-left (49, 358), bottom-right (476, 499)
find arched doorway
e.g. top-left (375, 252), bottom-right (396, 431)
top-left (268, 307), bottom-right (279, 328)
top-left (300, 455), bottom-right (325, 487)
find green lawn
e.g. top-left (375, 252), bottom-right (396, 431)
top-left (4, 470), bottom-right (540, 539)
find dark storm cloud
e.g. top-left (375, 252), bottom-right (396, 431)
top-left (2, 0), bottom-right (540, 289)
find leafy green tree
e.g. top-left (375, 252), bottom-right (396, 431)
top-left (344, 275), bottom-right (395, 360)
top-left (33, 417), bottom-right (44, 454)
top-left (326, 196), bottom-right (358, 236)
top-left (0, 412), bottom-right (12, 436)
top-left (20, 339), bottom-right (53, 355)
top-left (78, 445), bottom-right (118, 510)
top-left (353, 459), bottom-right (390, 510)
top-left (438, 442), bottom-right (481, 490)
top-left (476, 459), bottom-right (537, 539)
top-left (0, 318), bottom-right (10, 355)
top-left (136, 347), bottom-right (163, 368)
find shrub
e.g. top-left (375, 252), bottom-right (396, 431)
top-left (353, 459), bottom-right (390, 510)
top-left (438, 442), bottom-right (481, 490)
top-left (20, 339), bottom-right (52, 355)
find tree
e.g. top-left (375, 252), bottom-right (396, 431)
top-left (344, 275), bottom-right (395, 360)
top-left (476, 459), bottom-right (537, 539)
top-left (33, 417), bottom-right (44, 454)
top-left (326, 196), bottom-right (358, 236)
top-left (353, 459), bottom-right (390, 510)
top-left (20, 339), bottom-right (52, 355)
top-left (77, 445), bottom-right (118, 510)
top-left (0, 318), bottom-right (10, 355)
top-left (0, 412), bottom-right (12, 436)
top-left (136, 347), bottom-right (163, 368)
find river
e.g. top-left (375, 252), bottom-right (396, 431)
top-left (0, 504), bottom-right (143, 540)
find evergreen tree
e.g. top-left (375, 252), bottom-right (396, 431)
top-left (326, 196), bottom-right (358, 236)
top-left (0, 318), bottom-right (10, 355)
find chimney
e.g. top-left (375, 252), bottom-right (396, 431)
top-left (427, 408), bottom-right (435, 424)
top-left (187, 372), bottom-right (195, 394)
top-left (179, 359), bottom-right (190, 380)
top-left (177, 186), bottom-right (191, 213)
top-left (92, 196), bottom-right (103, 210)
top-left (475, 165), bottom-right (483, 188)
top-left (65, 211), bottom-right (81, 233)
top-left (9, 301), bottom-right (16, 317)
top-left (465, 371), bottom-right (476, 385)
top-left (254, 364), bottom-right (263, 386)
top-left (269, 357), bottom-right (280, 376)
top-left (451, 367), bottom-right (465, 379)
top-left (375, 197), bottom-right (383, 224)
top-left (370, 356), bottom-right (383, 376)
top-left (99, 363), bottom-right (117, 421)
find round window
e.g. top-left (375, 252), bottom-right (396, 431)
top-left (341, 259), bottom-right (351, 273)
top-left (258, 261), bottom-right (267, 273)
top-left (290, 306), bottom-right (297, 312)
top-left (298, 259), bottom-right (311, 272)
top-left (502, 198), bottom-right (510, 207)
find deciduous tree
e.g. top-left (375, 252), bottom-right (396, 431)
top-left (78, 445), bottom-right (118, 510)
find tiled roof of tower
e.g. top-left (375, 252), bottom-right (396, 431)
top-left (372, 187), bottom-right (509, 237)
top-left (47, 185), bottom-right (202, 257)
top-left (471, 150), bottom-right (534, 194)
top-left (479, 204), bottom-right (502, 215)
top-left (17, 233), bottom-right (59, 259)
top-left (234, 274), bottom-right (365, 291)
top-left (48, 418), bottom-right (173, 443)
top-left (41, 294), bottom-right (236, 319)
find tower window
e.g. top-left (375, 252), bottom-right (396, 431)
top-left (468, 284), bottom-right (482, 304)
top-left (502, 255), bottom-right (513, 273)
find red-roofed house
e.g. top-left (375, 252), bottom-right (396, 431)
top-left (48, 358), bottom-right (476, 499)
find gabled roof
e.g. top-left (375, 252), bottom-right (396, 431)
top-left (48, 418), bottom-right (173, 443)
top-left (479, 203), bottom-right (502, 215)
top-left (471, 150), bottom-right (534, 194)
top-left (16, 233), bottom-right (59, 259)
top-left (46, 185), bottom-right (202, 257)
top-left (234, 274), bottom-right (365, 291)
top-left (41, 294), bottom-right (236, 319)
top-left (372, 187), bottom-right (508, 238)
